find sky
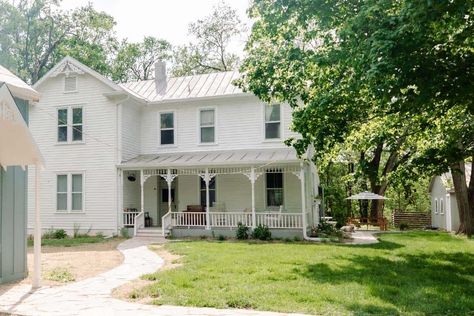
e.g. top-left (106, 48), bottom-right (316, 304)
top-left (60, 0), bottom-right (252, 55)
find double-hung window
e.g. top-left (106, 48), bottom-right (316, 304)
top-left (266, 172), bottom-right (283, 206)
top-left (199, 109), bottom-right (215, 143)
top-left (57, 107), bottom-right (83, 143)
top-left (56, 173), bottom-right (84, 212)
top-left (200, 177), bottom-right (216, 207)
top-left (265, 104), bottom-right (281, 139)
top-left (160, 112), bottom-right (175, 145)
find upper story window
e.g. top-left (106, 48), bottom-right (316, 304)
top-left (265, 104), bottom-right (281, 139)
top-left (56, 173), bottom-right (84, 212)
top-left (200, 109), bottom-right (215, 143)
top-left (57, 106), bottom-right (83, 143)
top-left (64, 76), bottom-right (77, 92)
top-left (266, 172), bottom-right (283, 206)
top-left (160, 112), bottom-right (175, 145)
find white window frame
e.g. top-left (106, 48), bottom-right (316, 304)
top-left (56, 105), bottom-right (84, 144)
top-left (64, 75), bottom-right (78, 93)
top-left (265, 171), bottom-right (284, 208)
top-left (434, 198), bottom-right (438, 214)
top-left (158, 111), bottom-right (177, 147)
top-left (263, 104), bottom-right (282, 141)
top-left (55, 172), bottom-right (85, 213)
top-left (198, 107), bottom-right (217, 145)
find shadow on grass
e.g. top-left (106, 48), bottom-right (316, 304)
top-left (300, 251), bottom-right (474, 315)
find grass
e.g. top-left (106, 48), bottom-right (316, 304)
top-left (44, 267), bottom-right (75, 283)
top-left (135, 232), bottom-right (474, 315)
top-left (27, 236), bottom-right (109, 247)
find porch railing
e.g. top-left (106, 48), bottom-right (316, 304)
top-left (168, 211), bottom-right (303, 229)
top-left (134, 211), bottom-right (145, 236)
top-left (123, 211), bottom-right (140, 227)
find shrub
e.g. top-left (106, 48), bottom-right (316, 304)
top-left (53, 229), bottom-right (67, 239)
top-left (120, 227), bottom-right (130, 238)
top-left (218, 235), bottom-right (226, 241)
top-left (236, 222), bottom-right (249, 240)
top-left (45, 268), bottom-right (75, 283)
top-left (252, 224), bottom-right (271, 240)
top-left (399, 222), bottom-right (409, 231)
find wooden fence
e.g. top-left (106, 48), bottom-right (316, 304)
top-left (391, 211), bottom-right (431, 229)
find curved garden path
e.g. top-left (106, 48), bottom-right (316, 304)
top-left (0, 237), bottom-right (307, 316)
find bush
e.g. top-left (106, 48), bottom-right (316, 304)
top-left (53, 229), bottom-right (67, 239)
top-left (399, 222), bottom-right (409, 231)
top-left (252, 224), bottom-right (271, 240)
top-left (45, 268), bottom-right (75, 283)
top-left (218, 235), bottom-right (226, 241)
top-left (236, 222), bottom-right (249, 240)
top-left (120, 227), bottom-right (130, 238)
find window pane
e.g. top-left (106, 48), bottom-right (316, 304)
top-left (58, 109), bottom-right (68, 125)
top-left (265, 104), bottom-right (280, 121)
top-left (161, 129), bottom-right (174, 145)
top-left (200, 127), bottom-right (215, 143)
top-left (72, 193), bottom-right (82, 210)
top-left (267, 189), bottom-right (283, 206)
top-left (200, 110), bottom-right (214, 126)
top-left (72, 174), bottom-right (82, 192)
top-left (73, 108), bottom-right (82, 124)
top-left (265, 122), bottom-right (280, 139)
top-left (57, 193), bottom-right (67, 210)
top-left (73, 125), bottom-right (82, 141)
top-left (160, 113), bottom-right (174, 129)
top-left (57, 175), bottom-right (67, 192)
top-left (58, 126), bottom-right (67, 142)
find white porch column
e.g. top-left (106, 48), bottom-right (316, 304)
top-left (205, 168), bottom-right (211, 229)
top-left (299, 163), bottom-right (307, 238)
top-left (250, 167), bottom-right (256, 228)
top-left (33, 164), bottom-right (41, 288)
top-left (140, 169), bottom-right (144, 214)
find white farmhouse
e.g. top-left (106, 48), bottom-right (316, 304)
top-left (428, 164), bottom-right (471, 232)
top-left (28, 57), bottom-right (320, 239)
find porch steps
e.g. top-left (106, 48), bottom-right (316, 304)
top-left (136, 227), bottom-right (165, 238)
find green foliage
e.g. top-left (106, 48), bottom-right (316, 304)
top-left (251, 224), bottom-right (271, 240)
top-left (399, 223), bottom-right (410, 231)
top-left (43, 228), bottom-right (67, 239)
top-left (217, 235), bottom-right (226, 241)
top-left (44, 268), bottom-right (75, 283)
top-left (236, 222), bottom-right (249, 240)
top-left (171, 1), bottom-right (245, 76)
top-left (120, 227), bottom-right (130, 238)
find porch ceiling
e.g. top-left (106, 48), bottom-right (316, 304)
top-left (119, 148), bottom-right (301, 169)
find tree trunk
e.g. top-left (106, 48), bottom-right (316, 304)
top-left (450, 161), bottom-right (472, 236)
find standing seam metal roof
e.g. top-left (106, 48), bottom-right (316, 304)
top-left (119, 71), bottom-right (244, 102)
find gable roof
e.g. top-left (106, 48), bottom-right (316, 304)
top-left (33, 56), bottom-right (122, 92)
top-left (0, 64), bottom-right (40, 102)
top-left (119, 71), bottom-right (246, 103)
top-left (429, 163), bottom-right (472, 193)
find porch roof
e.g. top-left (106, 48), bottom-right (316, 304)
top-left (119, 148), bottom-right (301, 169)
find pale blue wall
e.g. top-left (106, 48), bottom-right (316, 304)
top-left (0, 97), bottom-right (29, 284)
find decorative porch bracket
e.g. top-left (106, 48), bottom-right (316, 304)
top-left (199, 168), bottom-right (216, 229)
top-left (244, 167), bottom-right (262, 228)
top-left (159, 169), bottom-right (178, 213)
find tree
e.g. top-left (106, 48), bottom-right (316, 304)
top-left (111, 37), bottom-right (171, 82)
top-left (171, 1), bottom-right (245, 76)
top-left (238, 0), bottom-right (474, 234)
top-left (0, 0), bottom-right (119, 83)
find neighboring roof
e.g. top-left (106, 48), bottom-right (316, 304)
top-left (346, 191), bottom-right (389, 200)
top-left (0, 84), bottom-right (44, 167)
top-left (119, 148), bottom-right (300, 169)
top-left (119, 71), bottom-right (246, 103)
top-left (33, 56), bottom-right (122, 92)
top-left (0, 64), bottom-right (40, 102)
top-left (429, 164), bottom-right (472, 193)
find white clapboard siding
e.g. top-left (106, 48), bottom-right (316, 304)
top-left (121, 101), bottom-right (142, 161)
top-left (138, 96), bottom-right (300, 155)
top-left (27, 73), bottom-right (119, 235)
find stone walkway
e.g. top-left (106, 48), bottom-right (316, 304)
top-left (0, 237), bottom-right (307, 316)
top-left (348, 230), bottom-right (379, 244)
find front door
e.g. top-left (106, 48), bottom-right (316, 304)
top-left (158, 178), bottom-right (177, 226)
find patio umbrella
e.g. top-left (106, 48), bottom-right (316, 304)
top-left (346, 191), bottom-right (389, 229)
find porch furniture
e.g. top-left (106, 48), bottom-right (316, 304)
top-left (210, 202), bottom-right (226, 226)
top-left (262, 206), bottom-right (283, 227)
top-left (145, 212), bottom-right (152, 227)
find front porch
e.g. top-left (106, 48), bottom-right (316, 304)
top-left (118, 149), bottom-right (319, 237)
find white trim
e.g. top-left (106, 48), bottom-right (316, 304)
top-left (56, 105), bottom-right (85, 144)
top-left (63, 75), bottom-right (78, 93)
top-left (263, 103), bottom-right (282, 141)
top-left (197, 106), bottom-right (217, 145)
top-left (55, 171), bottom-right (86, 213)
top-left (158, 110), bottom-right (177, 147)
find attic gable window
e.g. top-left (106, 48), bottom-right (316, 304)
top-left (64, 76), bottom-right (77, 92)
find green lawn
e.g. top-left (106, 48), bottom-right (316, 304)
top-left (136, 232), bottom-right (474, 315)
top-left (27, 236), bottom-right (111, 247)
